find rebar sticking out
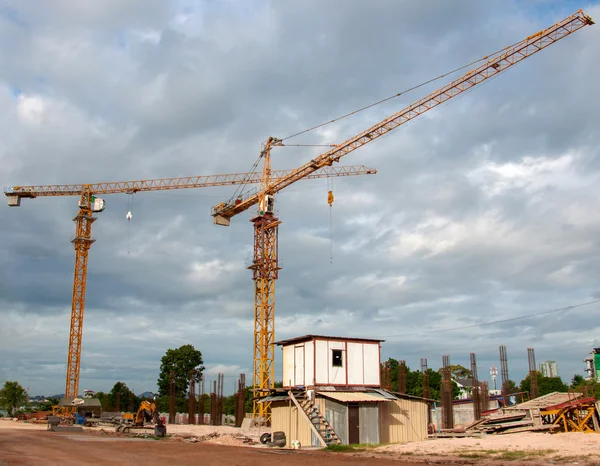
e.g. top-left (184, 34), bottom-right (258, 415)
top-left (398, 360), bottom-right (407, 394)
top-left (499, 345), bottom-right (510, 406)
top-left (188, 370), bottom-right (197, 424)
top-left (480, 381), bottom-right (489, 413)
top-left (169, 370), bottom-right (176, 424)
top-left (470, 353), bottom-right (481, 421)
top-left (441, 355), bottom-right (454, 429)
top-left (421, 358), bottom-right (431, 399)
top-left (528, 347), bottom-right (539, 399)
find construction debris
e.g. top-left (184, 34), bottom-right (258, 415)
top-left (434, 391), bottom-right (600, 437)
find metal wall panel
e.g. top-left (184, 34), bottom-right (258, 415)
top-left (379, 399), bottom-right (428, 444)
top-left (363, 343), bottom-right (380, 385)
top-left (305, 340), bottom-right (315, 386)
top-left (347, 342), bottom-right (364, 385)
top-left (315, 340), bottom-right (328, 384)
top-left (271, 401), bottom-right (313, 447)
top-left (359, 403), bottom-right (380, 444)
top-left (322, 397), bottom-right (348, 444)
top-left (282, 345), bottom-right (294, 386)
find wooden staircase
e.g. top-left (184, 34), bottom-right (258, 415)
top-left (289, 389), bottom-right (342, 446)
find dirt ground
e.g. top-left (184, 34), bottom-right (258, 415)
top-left (0, 422), bottom-right (413, 466)
top-left (2, 419), bottom-right (600, 465)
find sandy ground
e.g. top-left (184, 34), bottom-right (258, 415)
top-left (371, 432), bottom-right (600, 464)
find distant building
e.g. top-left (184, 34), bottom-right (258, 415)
top-left (584, 348), bottom-right (600, 381)
top-left (454, 378), bottom-right (474, 400)
top-left (539, 361), bottom-right (558, 378)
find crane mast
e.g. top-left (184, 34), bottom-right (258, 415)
top-left (5, 165), bottom-right (375, 406)
top-left (66, 189), bottom-right (96, 402)
top-left (210, 9), bottom-right (594, 422)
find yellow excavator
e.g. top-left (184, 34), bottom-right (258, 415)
top-left (133, 401), bottom-right (166, 437)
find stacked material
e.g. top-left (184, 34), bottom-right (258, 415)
top-left (432, 392), bottom-right (599, 437)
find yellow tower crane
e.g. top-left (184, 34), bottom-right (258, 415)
top-left (211, 9), bottom-right (594, 421)
top-left (4, 165), bottom-right (376, 409)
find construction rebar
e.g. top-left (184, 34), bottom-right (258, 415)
top-left (235, 374), bottom-right (246, 427)
top-left (188, 370), bottom-right (196, 425)
top-left (398, 360), bottom-right (407, 394)
top-left (381, 362), bottom-right (392, 391)
top-left (169, 370), bottom-right (176, 424)
top-left (421, 358), bottom-right (431, 399)
top-left (441, 355), bottom-right (454, 429)
top-left (480, 381), bottom-right (489, 413)
top-left (218, 373), bottom-right (224, 424)
top-left (210, 381), bottom-right (217, 426)
top-left (499, 345), bottom-right (510, 406)
top-left (527, 347), bottom-right (539, 399)
top-left (198, 378), bottom-right (206, 425)
top-left (470, 353), bottom-right (481, 421)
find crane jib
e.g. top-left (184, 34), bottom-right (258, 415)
top-left (211, 9), bottom-right (594, 223)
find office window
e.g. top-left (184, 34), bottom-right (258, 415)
top-left (332, 349), bottom-right (343, 367)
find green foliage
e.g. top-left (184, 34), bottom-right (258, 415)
top-left (37, 399), bottom-right (58, 411)
top-left (519, 372), bottom-right (568, 397)
top-left (108, 382), bottom-right (140, 412)
top-left (384, 358), bottom-right (460, 401)
top-left (94, 391), bottom-right (106, 408)
top-left (570, 378), bottom-right (600, 399)
top-left (446, 364), bottom-right (473, 380)
top-left (325, 444), bottom-right (365, 452)
top-left (157, 344), bottom-right (205, 398)
top-left (506, 379), bottom-right (518, 393)
top-left (0, 381), bottom-right (28, 416)
top-left (571, 374), bottom-right (585, 387)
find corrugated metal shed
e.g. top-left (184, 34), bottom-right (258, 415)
top-left (320, 392), bottom-right (390, 403)
top-left (270, 401), bottom-right (315, 447)
top-left (379, 398), bottom-right (428, 444)
top-left (359, 404), bottom-right (379, 444)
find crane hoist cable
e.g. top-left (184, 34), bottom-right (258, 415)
top-left (280, 42), bottom-right (518, 143)
top-left (327, 178), bottom-right (334, 263)
top-left (126, 193), bottom-right (134, 254)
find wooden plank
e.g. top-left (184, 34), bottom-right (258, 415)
top-left (496, 425), bottom-right (559, 435)
top-left (464, 418), bottom-right (487, 431)
top-left (481, 420), bottom-right (535, 430)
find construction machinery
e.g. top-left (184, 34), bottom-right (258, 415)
top-left (132, 400), bottom-right (166, 437)
top-left (210, 9), bottom-right (594, 421)
top-left (4, 165), bottom-right (375, 412)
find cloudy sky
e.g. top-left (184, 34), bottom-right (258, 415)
top-left (1, 0), bottom-right (599, 397)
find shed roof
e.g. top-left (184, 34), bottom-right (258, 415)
top-left (507, 391), bottom-right (582, 410)
top-left (318, 392), bottom-right (390, 403)
top-left (274, 334), bottom-right (384, 346)
top-left (57, 397), bottom-right (102, 408)
top-left (390, 392), bottom-right (436, 403)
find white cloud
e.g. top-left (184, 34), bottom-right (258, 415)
top-left (1, 1), bottom-right (599, 396)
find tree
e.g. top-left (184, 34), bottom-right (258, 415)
top-left (571, 374), bottom-right (585, 387)
top-left (157, 344), bottom-right (205, 398)
top-left (108, 382), bottom-right (139, 412)
top-left (520, 372), bottom-right (568, 397)
top-left (447, 364), bottom-right (473, 380)
top-left (0, 381), bottom-right (28, 416)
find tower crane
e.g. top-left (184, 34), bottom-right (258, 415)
top-left (4, 164), bottom-right (375, 408)
top-left (211, 9), bottom-right (594, 421)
